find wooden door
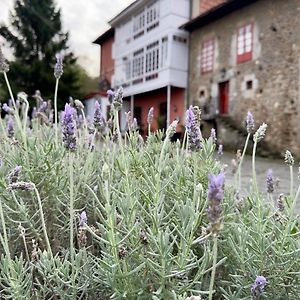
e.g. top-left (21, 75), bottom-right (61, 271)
top-left (219, 81), bottom-right (229, 115)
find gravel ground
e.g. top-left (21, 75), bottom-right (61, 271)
top-left (219, 151), bottom-right (300, 210)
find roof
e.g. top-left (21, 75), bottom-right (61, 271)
top-left (181, 0), bottom-right (258, 32)
top-left (108, 0), bottom-right (145, 26)
top-left (93, 27), bottom-right (115, 45)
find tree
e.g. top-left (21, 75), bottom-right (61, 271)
top-left (0, 0), bottom-right (80, 110)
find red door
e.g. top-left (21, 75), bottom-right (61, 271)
top-left (219, 81), bottom-right (229, 115)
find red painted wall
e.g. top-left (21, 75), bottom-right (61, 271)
top-left (100, 36), bottom-right (114, 84)
top-left (130, 87), bottom-right (185, 135)
top-left (200, 0), bottom-right (226, 14)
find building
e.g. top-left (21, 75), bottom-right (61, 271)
top-left (182, 0), bottom-right (300, 154)
top-left (94, 0), bottom-right (190, 135)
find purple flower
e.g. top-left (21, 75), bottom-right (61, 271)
top-left (147, 107), bottom-right (154, 125)
top-left (185, 106), bottom-right (202, 151)
top-left (207, 172), bottom-right (225, 234)
top-left (251, 276), bottom-right (267, 298)
top-left (217, 144), bottom-right (223, 156)
top-left (208, 173), bottom-right (225, 203)
top-left (54, 53), bottom-right (64, 79)
top-left (7, 165), bottom-right (22, 184)
top-left (7, 117), bottom-right (14, 138)
top-left (246, 111), bottom-right (255, 133)
top-left (266, 169), bottom-right (274, 193)
top-left (79, 211), bottom-right (87, 227)
top-left (3, 103), bottom-right (14, 114)
top-left (93, 101), bottom-right (106, 132)
top-left (61, 104), bottom-right (77, 151)
top-left (210, 128), bottom-right (217, 142)
top-left (111, 87), bottom-right (123, 111)
top-left (107, 89), bottom-right (115, 101)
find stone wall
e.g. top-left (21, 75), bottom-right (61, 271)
top-left (188, 0), bottom-right (300, 156)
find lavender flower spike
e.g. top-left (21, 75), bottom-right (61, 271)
top-left (7, 165), bottom-right (22, 184)
top-left (61, 103), bottom-right (77, 151)
top-left (284, 150), bottom-right (294, 166)
top-left (93, 101), bottom-right (106, 132)
top-left (246, 111), bottom-right (255, 133)
top-left (7, 117), bottom-right (14, 138)
top-left (79, 211), bottom-right (87, 227)
top-left (107, 89), bottom-right (115, 103)
top-left (54, 53), bottom-right (64, 79)
top-left (253, 123), bottom-right (267, 142)
top-left (0, 46), bottom-right (9, 73)
top-left (112, 87), bottom-right (123, 111)
top-left (185, 106), bottom-right (202, 151)
top-left (207, 172), bottom-right (225, 234)
top-left (210, 128), bottom-right (217, 142)
top-left (217, 144), bottom-right (223, 156)
top-left (266, 168), bottom-right (274, 193)
top-left (147, 107), bottom-right (154, 125)
top-left (251, 276), bottom-right (267, 299)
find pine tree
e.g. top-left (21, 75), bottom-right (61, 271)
top-left (0, 0), bottom-right (80, 110)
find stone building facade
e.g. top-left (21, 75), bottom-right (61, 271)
top-left (183, 0), bottom-right (300, 155)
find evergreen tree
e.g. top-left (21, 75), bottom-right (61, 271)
top-left (0, 0), bottom-right (80, 110)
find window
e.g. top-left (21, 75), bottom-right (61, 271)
top-left (133, 11), bottom-right (145, 39)
top-left (237, 23), bottom-right (253, 63)
top-left (146, 41), bottom-right (159, 74)
top-left (201, 39), bottom-right (214, 74)
top-left (146, 1), bottom-right (159, 32)
top-left (132, 48), bottom-right (144, 78)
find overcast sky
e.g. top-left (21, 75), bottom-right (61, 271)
top-left (0, 0), bottom-right (135, 77)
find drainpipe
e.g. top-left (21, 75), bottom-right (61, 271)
top-left (185, 0), bottom-right (193, 110)
top-left (130, 94), bottom-right (134, 114)
top-left (167, 85), bottom-right (171, 127)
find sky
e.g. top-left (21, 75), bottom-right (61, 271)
top-left (0, 0), bottom-right (135, 77)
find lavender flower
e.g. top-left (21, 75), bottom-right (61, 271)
top-left (112, 87), bottom-right (123, 111)
top-left (253, 123), bottom-right (267, 142)
top-left (147, 107), bottom-right (154, 125)
top-left (246, 111), bottom-right (255, 133)
top-left (284, 150), bottom-right (294, 166)
top-left (93, 101), bottom-right (106, 131)
top-left (277, 193), bottom-right (285, 211)
top-left (251, 276), bottom-right (267, 299)
top-left (61, 104), bottom-right (77, 151)
top-left (79, 211), bottom-right (87, 227)
top-left (3, 103), bottom-right (14, 114)
top-left (0, 46), bottom-right (9, 73)
top-left (210, 128), bottom-right (217, 142)
top-left (38, 101), bottom-right (48, 113)
top-left (166, 120), bottom-right (178, 138)
top-left (185, 106), bottom-right (202, 151)
top-left (7, 181), bottom-right (34, 192)
top-left (266, 169), bottom-right (274, 193)
top-left (132, 118), bottom-right (138, 130)
top-left (17, 92), bottom-right (28, 103)
top-left (54, 53), bottom-right (64, 79)
top-left (192, 106), bottom-right (201, 127)
top-left (107, 89), bottom-right (115, 103)
top-left (218, 144), bottom-right (223, 156)
top-left (74, 99), bottom-right (84, 110)
top-left (7, 165), bottom-right (22, 184)
top-left (207, 172), bottom-right (225, 234)
top-left (7, 117), bottom-right (14, 138)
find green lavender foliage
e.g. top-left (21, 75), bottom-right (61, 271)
top-left (0, 70), bottom-right (300, 299)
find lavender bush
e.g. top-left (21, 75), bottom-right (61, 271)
top-left (0, 49), bottom-right (299, 299)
